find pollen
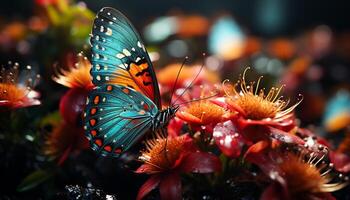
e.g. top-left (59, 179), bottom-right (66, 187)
top-left (224, 67), bottom-right (302, 120)
top-left (181, 101), bottom-right (225, 125)
top-left (0, 62), bottom-right (40, 109)
top-left (279, 153), bottom-right (348, 198)
top-left (139, 134), bottom-right (188, 173)
top-left (52, 52), bottom-right (93, 89)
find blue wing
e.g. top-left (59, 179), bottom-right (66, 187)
top-left (83, 84), bottom-right (158, 157)
top-left (90, 7), bottom-right (161, 108)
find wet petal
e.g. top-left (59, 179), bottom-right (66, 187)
top-left (180, 152), bottom-right (222, 173)
top-left (268, 126), bottom-right (305, 145)
top-left (213, 121), bottom-right (244, 158)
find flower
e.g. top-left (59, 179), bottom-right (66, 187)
top-left (53, 53), bottom-right (93, 125)
top-left (167, 117), bottom-right (185, 138)
top-left (59, 87), bottom-right (89, 126)
top-left (215, 68), bottom-right (304, 154)
top-left (53, 52), bottom-right (93, 90)
top-left (258, 151), bottom-right (348, 200)
top-left (44, 120), bottom-right (89, 165)
top-left (213, 120), bottom-right (245, 158)
top-left (176, 100), bottom-right (226, 125)
top-left (0, 63), bottom-right (40, 110)
top-left (136, 134), bottom-right (221, 200)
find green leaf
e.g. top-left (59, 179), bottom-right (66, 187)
top-left (17, 169), bottom-right (53, 192)
top-left (39, 111), bottom-right (61, 127)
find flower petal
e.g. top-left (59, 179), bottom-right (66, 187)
top-left (135, 164), bottom-right (159, 174)
top-left (167, 117), bottom-right (185, 138)
top-left (268, 126), bottom-right (305, 145)
top-left (179, 152), bottom-right (222, 173)
top-left (213, 121), bottom-right (244, 158)
top-left (136, 175), bottom-right (161, 200)
top-left (176, 110), bottom-right (202, 124)
top-left (244, 140), bottom-right (270, 158)
top-left (159, 173), bottom-right (182, 200)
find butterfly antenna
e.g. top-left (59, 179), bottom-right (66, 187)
top-left (169, 56), bottom-right (188, 106)
top-left (172, 53), bottom-right (206, 105)
top-left (173, 91), bottom-right (219, 106)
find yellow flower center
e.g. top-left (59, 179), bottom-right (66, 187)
top-left (140, 135), bottom-right (188, 173)
top-left (0, 83), bottom-right (27, 103)
top-left (279, 153), bottom-right (347, 198)
top-left (224, 68), bottom-right (301, 120)
top-left (185, 101), bottom-right (225, 124)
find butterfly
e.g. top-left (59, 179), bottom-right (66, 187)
top-left (83, 7), bottom-right (179, 157)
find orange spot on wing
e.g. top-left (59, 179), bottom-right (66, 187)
top-left (122, 88), bottom-right (130, 94)
top-left (90, 108), bottom-right (97, 115)
top-left (114, 148), bottom-right (122, 154)
top-left (104, 145), bottom-right (112, 152)
top-left (95, 139), bottom-right (102, 147)
top-left (108, 62), bottom-right (156, 102)
top-left (90, 130), bottom-right (97, 136)
top-left (106, 85), bottom-right (113, 91)
top-left (143, 103), bottom-right (149, 111)
top-left (90, 119), bottom-right (96, 126)
top-left (93, 96), bottom-right (100, 104)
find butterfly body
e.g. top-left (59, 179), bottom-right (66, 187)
top-left (84, 7), bottom-right (178, 157)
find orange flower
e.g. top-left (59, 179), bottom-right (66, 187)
top-left (223, 68), bottom-right (301, 129)
top-left (44, 120), bottom-right (89, 165)
top-left (260, 152), bottom-right (348, 200)
top-left (53, 52), bottom-right (93, 90)
top-left (0, 63), bottom-right (40, 109)
top-left (136, 134), bottom-right (221, 200)
top-left (177, 100), bottom-right (226, 125)
top-left (213, 68), bottom-right (304, 154)
top-left (53, 53), bottom-right (93, 125)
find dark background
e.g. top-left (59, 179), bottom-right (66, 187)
top-left (3, 0), bottom-right (350, 36)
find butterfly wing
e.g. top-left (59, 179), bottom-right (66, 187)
top-left (84, 84), bottom-right (158, 157)
top-left (90, 7), bottom-right (161, 108)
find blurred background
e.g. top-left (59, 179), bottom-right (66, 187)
top-left (1, 0), bottom-right (350, 199)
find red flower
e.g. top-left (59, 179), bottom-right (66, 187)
top-left (167, 117), bottom-right (185, 138)
top-left (213, 120), bottom-right (245, 158)
top-left (44, 120), bottom-right (89, 165)
top-left (174, 85), bottom-right (230, 134)
top-left (136, 134), bottom-right (221, 200)
top-left (0, 63), bottom-right (40, 110)
top-left (214, 68), bottom-right (304, 154)
top-left (59, 87), bottom-right (89, 125)
top-left (53, 53), bottom-right (93, 125)
top-left (251, 150), bottom-right (348, 200)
